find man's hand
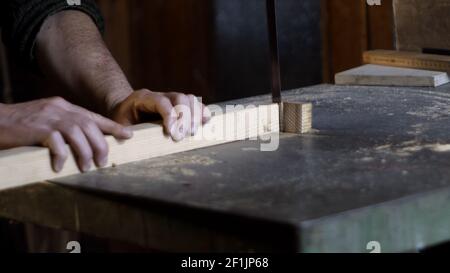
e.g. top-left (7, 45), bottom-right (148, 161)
top-left (0, 97), bottom-right (132, 172)
top-left (111, 89), bottom-right (210, 141)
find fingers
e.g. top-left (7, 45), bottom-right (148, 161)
top-left (91, 112), bottom-right (133, 139)
top-left (4, 97), bottom-right (133, 174)
top-left (70, 107), bottom-right (133, 169)
top-left (112, 90), bottom-right (210, 142)
top-left (59, 124), bottom-right (93, 172)
top-left (70, 104), bottom-right (133, 140)
top-left (81, 121), bottom-right (109, 168)
top-left (42, 131), bottom-right (69, 173)
top-left (170, 93), bottom-right (192, 137)
top-left (188, 95), bottom-right (202, 136)
top-left (167, 93), bottom-right (209, 138)
top-left (137, 94), bottom-right (180, 140)
top-left (49, 115), bottom-right (129, 172)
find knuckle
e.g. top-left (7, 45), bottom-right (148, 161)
top-left (168, 92), bottom-right (184, 101)
top-left (156, 96), bottom-right (171, 105)
top-left (42, 97), bottom-right (67, 112)
top-left (39, 129), bottom-right (53, 141)
top-left (177, 93), bottom-right (188, 100)
top-left (112, 123), bottom-right (124, 132)
top-left (47, 130), bottom-right (60, 139)
top-left (89, 112), bottom-right (101, 121)
top-left (52, 121), bottom-right (66, 131)
top-left (48, 96), bottom-right (67, 106)
top-left (134, 89), bottom-right (152, 99)
top-left (65, 124), bottom-right (80, 136)
top-left (83, 120), bottom-right (98, 131)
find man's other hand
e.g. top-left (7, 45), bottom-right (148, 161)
top-left (111, 89), bottom-right (210, 141)
top-left (0, 97), bottom-right (132, 173)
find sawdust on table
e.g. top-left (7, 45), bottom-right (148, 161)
top-left (407, 101), bottom-right (450, 120)
top-left (372, 141), bottom-right (450, 157)
top-left (101, 154), bottom-right (220, 182)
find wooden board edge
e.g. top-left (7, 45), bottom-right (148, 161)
top-left (0, 103), bottom-right (280, 191)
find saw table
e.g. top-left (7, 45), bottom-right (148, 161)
top-left (2, 84), bottom-right (450, 253)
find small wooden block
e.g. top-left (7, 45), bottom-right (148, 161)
top-left (281, 102), bottom-right (313, 134)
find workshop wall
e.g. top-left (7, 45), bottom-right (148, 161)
top-left (97, 0), bottom-right (323, 103)
top-left (212, 0), bottom-right (322, 101)
top-left (322, 0), bottom-right (395, 81)
top-left (97, 0), bottom-right (394, 103)
top-left (96, 0), bottom-right (213, 100)
top-left (1, 0), bottom-right (394, 104)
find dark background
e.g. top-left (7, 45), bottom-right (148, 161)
top-left (0, 0), bottom-right (395, 104)
top-left (96, 0), bottom-right (394, 103)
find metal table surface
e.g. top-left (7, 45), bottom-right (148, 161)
top-left (2, 84), bottom-right (450, 252)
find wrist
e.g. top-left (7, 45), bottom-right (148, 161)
top-left (0, 102), bottom-right (8, 112)
top-left (0, 103), bottom-right (12, 120)
top-left (104, 89), bottom-right (133, 117)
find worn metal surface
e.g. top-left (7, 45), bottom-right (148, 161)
top-left (46, 84), bottom-right (450, 252)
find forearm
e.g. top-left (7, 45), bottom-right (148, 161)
top-left (35, 10), bottom-right (132, 116)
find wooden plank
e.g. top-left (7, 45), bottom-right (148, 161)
top-left (335, 64), bottom-right (450, 87)
top-left (0, 103), bottom-right (279, 191)
top-left (363, 50), bottom-right (450, 73)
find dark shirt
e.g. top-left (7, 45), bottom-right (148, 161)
top-left (0, 0), bottom-right (104, 69)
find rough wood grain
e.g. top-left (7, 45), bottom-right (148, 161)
top-left (363, 50), bottom-right (450, 73)
top-left (281, 102), bottom-right (312, 134)
top-left (335, 64), bottom-right (450, 87)
top-left (0, 103), bottom-right (279, 191)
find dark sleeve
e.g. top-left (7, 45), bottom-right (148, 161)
top-left (1, 0), bottom-right (104, 69)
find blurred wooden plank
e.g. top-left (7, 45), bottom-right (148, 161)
top-left (363, 50), bottom-right (450, 73)
top-left (335, 64), bottom-right (450, 87)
